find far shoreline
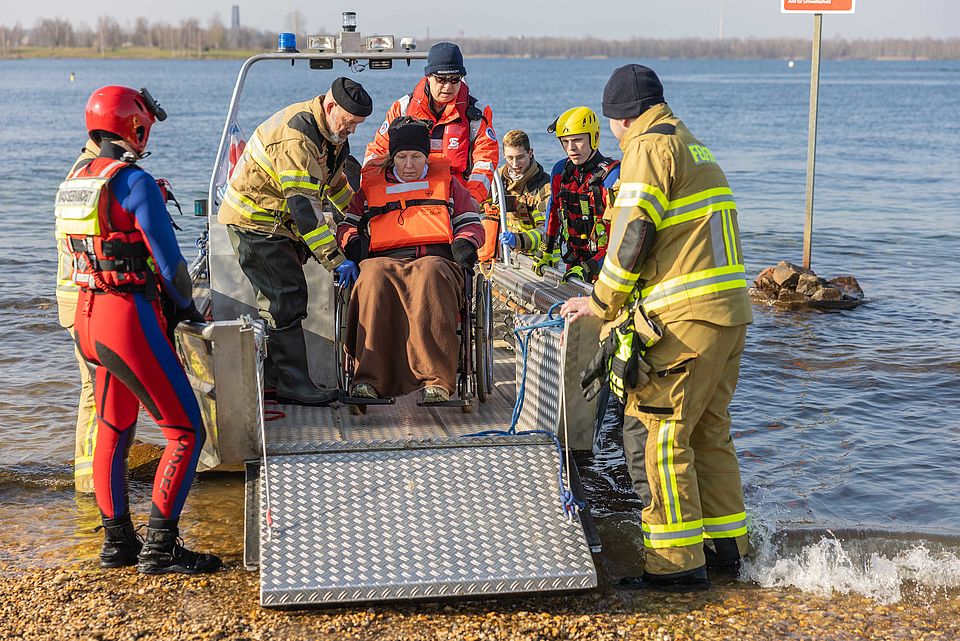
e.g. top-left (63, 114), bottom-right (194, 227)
top-left (0, 47), bottom-right (951, 62)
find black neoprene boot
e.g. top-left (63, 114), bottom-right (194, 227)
top-left (136, 526), bottom-right (222, 575)
top-left (704, 539), bottom-right (743, 577)
top-left (619, 566), bottom-right (711, 592)
top-left (269, 324), bottom-right (338, 406)
top-left (97, 514), bottom-right (142, 568)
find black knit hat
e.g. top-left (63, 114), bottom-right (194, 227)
top-left (424, 42), bottom-right (466, 77)
top-left (602, 64), bottom-right (665, 119)
top-left (388, 116), bottom-right (431, 157)
top-left (331, 77), bottom-right (372, 117)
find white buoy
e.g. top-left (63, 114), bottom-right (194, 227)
top-left (788, 60), bottom-right (796, 69)
top-left (69, 72), bottom-right (75, 82)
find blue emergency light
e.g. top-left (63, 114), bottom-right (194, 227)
top-left (277, 32), bottom-right (299, 53)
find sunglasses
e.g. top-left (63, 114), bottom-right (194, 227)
top-left (431, 75), bottom-right (464, 86)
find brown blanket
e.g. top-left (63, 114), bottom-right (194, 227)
top-left (346, 256), bottom-right (465, 398)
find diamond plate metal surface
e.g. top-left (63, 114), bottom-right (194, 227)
top-left (265, 344), bottom-right (523, 455)
top-left (259, 442), bottom-right (596, 606)
top-left (515, 315), bottom-right (563, 435)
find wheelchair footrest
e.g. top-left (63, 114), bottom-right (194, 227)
top-left (339, 395), bottom-right (396, 406)
top-left (416, 398), bottom-right (471, 408)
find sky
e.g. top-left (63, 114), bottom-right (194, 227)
top-left (1, 0), bottom-right (956, 40)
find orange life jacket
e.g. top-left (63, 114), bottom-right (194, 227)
top-left (361, 158), bottom-right (455, 252)
top-left (54, 157), bottom-right (155, 294)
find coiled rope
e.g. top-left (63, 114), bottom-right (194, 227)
top-left (465, 302), bottom-right (586, 520)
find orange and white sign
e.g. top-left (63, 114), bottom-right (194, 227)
top-left (782, 0), bottom-right (856, 13)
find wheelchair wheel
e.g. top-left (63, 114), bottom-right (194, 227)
top-left (473, 272), bottom-right (494, 403)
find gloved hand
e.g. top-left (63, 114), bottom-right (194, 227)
top-left (562, 265), bottom-right (587, 283)
top-left (164, 301), bottom-right (205, 343)
top-left (343, 237), bottom-right (362, 263)
top-left (334, 259), bottom-right (359, 288)
top-left (314, 247), bottom-right (345, 272)
top-left (451, 238), bottom-right (479, 271)
top-left (532, 248), bottom-right (560, 276)
top-left (580, 335), bottom-right (615, 402)
top-left (580, 329), bottom-right (652, 403)
top-left (500, 231), bottom-right (518, 249)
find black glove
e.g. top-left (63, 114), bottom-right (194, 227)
top-left (580, 335), bottom-right (615, 402)
top-left (165, 301), bottom-right (204, 343)
top-left (451, 238), bottom-right (479, 271)
top-left (343, 237), bottom-right (362, 263)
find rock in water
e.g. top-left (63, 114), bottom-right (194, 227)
top-left (754, 266), bottom-right (778, 292)
top-left (828, 276), bottom-right (864, 300)
top-left (812, 287), bottom-right (843, 302)
top-left (795, 273), bottom-right (821, 297)
top-left (128, 442), bottom-right (165, 480)
top-left (772, 261), bottom-right (814, 290)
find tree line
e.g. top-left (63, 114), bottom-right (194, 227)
top-left (2, 16), bottom-right (958, 60)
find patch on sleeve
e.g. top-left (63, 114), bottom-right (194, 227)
top-left (486, 127), bottom-right (497, 141)
top-left (378, 121), bottom-right (389, 135)
top-left (687, 144), bottom-right (716, 164)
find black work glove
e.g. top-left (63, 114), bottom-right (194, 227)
top-left (580, 335), bottom-right (615, 402)
top-left (451, 238), bottom-right (479, 271)
top-left (343, 237), bottom-right (362, 263)
top-left (164, 301), bottom-right (205, 343)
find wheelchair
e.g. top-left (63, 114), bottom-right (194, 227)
top-left (334, 266), bottom-right (494, 414)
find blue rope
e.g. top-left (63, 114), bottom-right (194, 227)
top-left (466, 302), bottom-right (586, 518)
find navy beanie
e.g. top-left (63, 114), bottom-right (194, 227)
top-left (602, 64), bottom-right (665, 119)
top-left (424, 42), bottom-right (466, 76)
top-left (331, 77), bottom-right (373, 117)
top-left (388, 116), bottom-right (431, 157)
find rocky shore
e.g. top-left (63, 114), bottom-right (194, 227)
top-left (5, 559), bottom-right (959, 640)
top-left (750, 261), bottom-right (865, 310)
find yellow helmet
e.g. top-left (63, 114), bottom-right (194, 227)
top-left (549, 106), bottom-right (600, 150)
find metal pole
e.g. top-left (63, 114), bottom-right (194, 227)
top-left (802, 13), bottom-right (822, 270)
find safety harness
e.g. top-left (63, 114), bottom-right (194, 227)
top-left (55, 157), bottom-right (157, 297)
top-left (556, 154), bottom-right (619, 267)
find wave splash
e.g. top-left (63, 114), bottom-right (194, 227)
top-left (743, 499), bottom-right (960, 604)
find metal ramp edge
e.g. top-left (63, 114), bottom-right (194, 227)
top-left (248, 438), bottom-right (597, 606)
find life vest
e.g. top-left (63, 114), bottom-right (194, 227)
top-left (404, 78), bottom-right (486, 181)
top-left (54, 157), bottom-right (155, 294)
top-left (361, 158), bottom-right (455, 252)
top-left (557, 155), bottom-right (619, 261)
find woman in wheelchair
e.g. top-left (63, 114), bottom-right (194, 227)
top-left (336, 117), bottom-right (485, 403)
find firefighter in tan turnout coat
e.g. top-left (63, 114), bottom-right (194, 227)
top-left (562, 64), bottom-right (752, 591)
top-left (218, 77), bottom-right (372, 406)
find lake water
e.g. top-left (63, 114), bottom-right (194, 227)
top-left (0, 56), bottom-right (958, 602)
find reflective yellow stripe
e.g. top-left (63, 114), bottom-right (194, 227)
top-left (302, 226), bottom-right (334, 252)
top-left (597, 260), bottom-right (640, 294)
top-left (657, 419), bottom-right (682, 525)
top-left (658, 186), bottom-right (736, 230)
top-left (613, 182), bottom-right (667, 225)
top-left (248, 133), bottom-right (279, 183)
top-left (224, 186), bottom-right (279, 223)
top-left (280, 170), bottom-right (322, 192)
top-left (641, 265), bottom-right (747, 313)
top-left (642, 521), bottom-right (704, 549)
top-left (703, 512), bottom-right (748, 539)
top-left (326, 184), bottom-right (351, 211)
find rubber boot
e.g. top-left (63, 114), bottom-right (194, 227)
top-left (136, 527), bottom-right (222, 575)
top-left (619, 566), bottom-right (711, 592)
top-left (269, 324), bottom-right (338, 406)
top-left (97, 514), bottom-right (142, 568)
top-left (262, 358), bottom-right (278, 400)
top-left (704, 539), bottom-right (742, 577)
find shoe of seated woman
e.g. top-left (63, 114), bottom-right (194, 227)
top-left (351, 383), bottom-right (379, 399)
top-left (421, 386), bottom-right (450, 404)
